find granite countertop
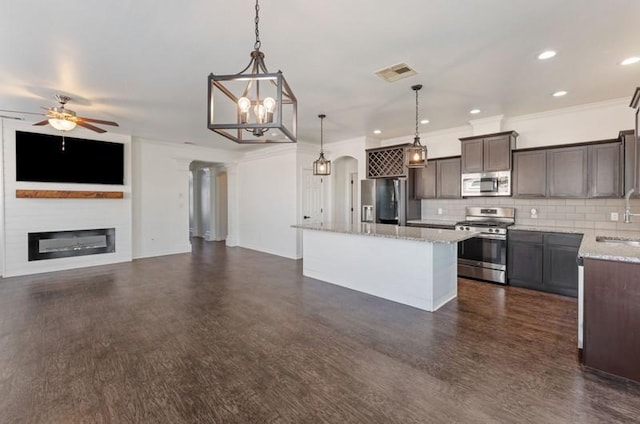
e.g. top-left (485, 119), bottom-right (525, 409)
top-left (292, 222), bottom-right (477, 244)
top-left (509, 225), bottom-right (640, 263)
top-left (509, 225), bottom-right (585, 234)
top-left (406, 219), bottom-right (458, 227)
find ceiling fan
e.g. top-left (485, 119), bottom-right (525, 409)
top-left (0, 94), bottom-right (119, 134)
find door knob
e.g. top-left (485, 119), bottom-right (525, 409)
top-left (303, 215), bottom-right (311, 219)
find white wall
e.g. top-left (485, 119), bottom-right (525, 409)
top-left (132, 138), bottom-right (238, 259)
top-left (504, 99), bottom-right (633, 149)
top-left (379, 98), bottom-right (633, 159)
top-left (1, 120), bottom-right (132, 277)
top-left (237, 145), bottom-right (299, 259)
top-left (0, 119), bottom-right (4, 275)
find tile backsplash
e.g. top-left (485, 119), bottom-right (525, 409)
top-left (421, 197), bottom-right (640, 231)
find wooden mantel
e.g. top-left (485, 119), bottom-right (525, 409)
top-left (16, 189), bottom-right (124, 199)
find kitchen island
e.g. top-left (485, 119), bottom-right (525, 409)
top-left (292, 222), bottom-right (476, 312)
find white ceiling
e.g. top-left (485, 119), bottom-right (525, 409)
top-left (1, 0), bottom-right (639, 150)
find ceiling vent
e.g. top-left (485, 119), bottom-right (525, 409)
top-left (374, 63), bottom-right (417, 82)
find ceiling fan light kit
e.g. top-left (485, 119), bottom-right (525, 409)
top-left (207, 0), bottom-right (297, 144)
top-left (2, 94), bottom-right (119, 134)
top-left (48, 118), bottom-right (77, 131)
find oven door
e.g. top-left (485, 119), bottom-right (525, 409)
top-left (458, 234), bottom-right (506, 270)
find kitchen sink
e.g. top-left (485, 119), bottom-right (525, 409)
top-left (595, 236), bottom-right (640, 246)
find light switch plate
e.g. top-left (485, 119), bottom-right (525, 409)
top-left (437, 208), bottom-right (443, 215)
top-left (610, 212), bottom-right (619, 221)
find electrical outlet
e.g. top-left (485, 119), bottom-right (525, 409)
top-left (610, 212), bottom-right (619, 221)
top-left (437, 208), bottom-right (443, 215)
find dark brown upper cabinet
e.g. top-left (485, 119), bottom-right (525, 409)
top-left (513, 140), bottom-right (622, 199)
top-left (589, 142), bottom-right (622, 198)
top-left (414, 157), bottom-right (461, 200)
top-left (513, 150), bottom-right (547, 197)
top-left (461, 138), bottom-right (484, 173)
top-left (547, 146), bottom-right (589, 197)
top-left (437, 157), bottom-right (461, 198)
top-left (622, 129), bottom-right (640, 198)
top-left (459, 131), bottom-right (518, 173)
top-left (414, 160), bottom-right (437, 199)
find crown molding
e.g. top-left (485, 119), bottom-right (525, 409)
top-left (506, 97), bottom-right (629, 124)
top-left (468, 114), bottom-right (504, 126)
top-left (240, 143), bottom-right (298, 162)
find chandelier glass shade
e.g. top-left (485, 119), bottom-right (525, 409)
top-left (313, 114), bottom-right (331, 176)
top-left (207, 0), bottom-right (297, 144)
top-left (405, 84), bottom-right (428, 168)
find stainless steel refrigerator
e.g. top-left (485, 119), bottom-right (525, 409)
top-left (360, 174), bottom-right (421, 226)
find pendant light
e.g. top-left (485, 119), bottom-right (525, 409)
top-left (405, 84), bottom-right (427, 168)
top-left (313, 114), bottom-right (331, 175)
top-left (207, 0), bottom-right (297, 144)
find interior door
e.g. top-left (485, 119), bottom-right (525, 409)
top-left (349, 172), bottom-right (358, 224)
top-left (301, 169), bottom-right (323, 224)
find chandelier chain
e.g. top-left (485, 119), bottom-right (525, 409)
top-left (415, 88), bottom-right (419, 138)
top-left (320, 116), bottom-right (324, 152)
top-left (254, 0), bottom-right (261, 51)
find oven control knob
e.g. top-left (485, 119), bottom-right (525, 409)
top-left (489, 228), bottom-right (495, 233)
top-left (465, 226), bottom-right (470, 231)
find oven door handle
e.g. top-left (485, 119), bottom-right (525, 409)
top-left (473, 233), bottom-right (506, 240)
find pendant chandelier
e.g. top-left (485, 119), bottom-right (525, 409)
top-left (313, 114), bottom-right (331, 176)
top-left (405, 84), bottom-right (428, 168)
top-left (207, 0), bottom-right (297, 144)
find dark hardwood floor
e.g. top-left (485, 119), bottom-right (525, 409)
top-left (0, 239), bottom-right (638, 423)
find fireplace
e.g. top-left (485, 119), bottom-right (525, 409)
top-left (28, 228), bottom-right (116, 261)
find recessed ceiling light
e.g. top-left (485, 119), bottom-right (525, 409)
top-left (271, 132), bottom-right (278, 137)
top-left (553, 90), bottom-right (568, 97)
top-left (620, 56), bottom-right (640, 66)
top-left (373, 129), bottom-right (382, 135)
top-left (538, 50), bottom-right (556, 60)
top-left (420, 119), bottom-right (430, 124)
top-left (470, 109), bottom-right (481, 115)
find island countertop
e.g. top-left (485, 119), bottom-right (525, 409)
top-left (292, 222), bottom-right (477, 244)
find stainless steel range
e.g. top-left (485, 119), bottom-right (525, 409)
top-left (455, 207), bottom-right (515, 284)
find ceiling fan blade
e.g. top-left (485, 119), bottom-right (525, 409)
top-left (0, 115), bottom-right (24, 120)
top-left (33, 119), bottom-right (50, 126)
top-left (75, 121), bottom-right (106, 133)
top-left (76, 117), bottom-right (119, 126)
top-left (0, 109), bottom-right (46, 116)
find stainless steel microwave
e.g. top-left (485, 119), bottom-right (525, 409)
top-left (461, 171), bottom-right (511, 197)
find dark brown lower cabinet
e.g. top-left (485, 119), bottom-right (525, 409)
top-left (508, 230), bottom-right (582, 297)
top-left (542, 233), bottom-right (582, 297)
top-left (507, 231), bottom-right (544, 289)
top-left (584, 258), bottom-right (640, 383)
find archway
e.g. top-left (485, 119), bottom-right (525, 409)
top-left (189, 161), bottom-right (228, 241)
top-left (331, 156), bottom-right (358, 225)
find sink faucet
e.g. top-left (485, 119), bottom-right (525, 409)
top-left (624, 189), bottom-right (640, 223)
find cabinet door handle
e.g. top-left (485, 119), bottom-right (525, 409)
top-left (303, 215), bottom-right (311, 219)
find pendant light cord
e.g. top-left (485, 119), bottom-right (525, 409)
top-left (254, 0), bottom-right (261, 51)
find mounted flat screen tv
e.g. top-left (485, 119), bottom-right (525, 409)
top-left (16, 131), bottom-right (124, 185)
